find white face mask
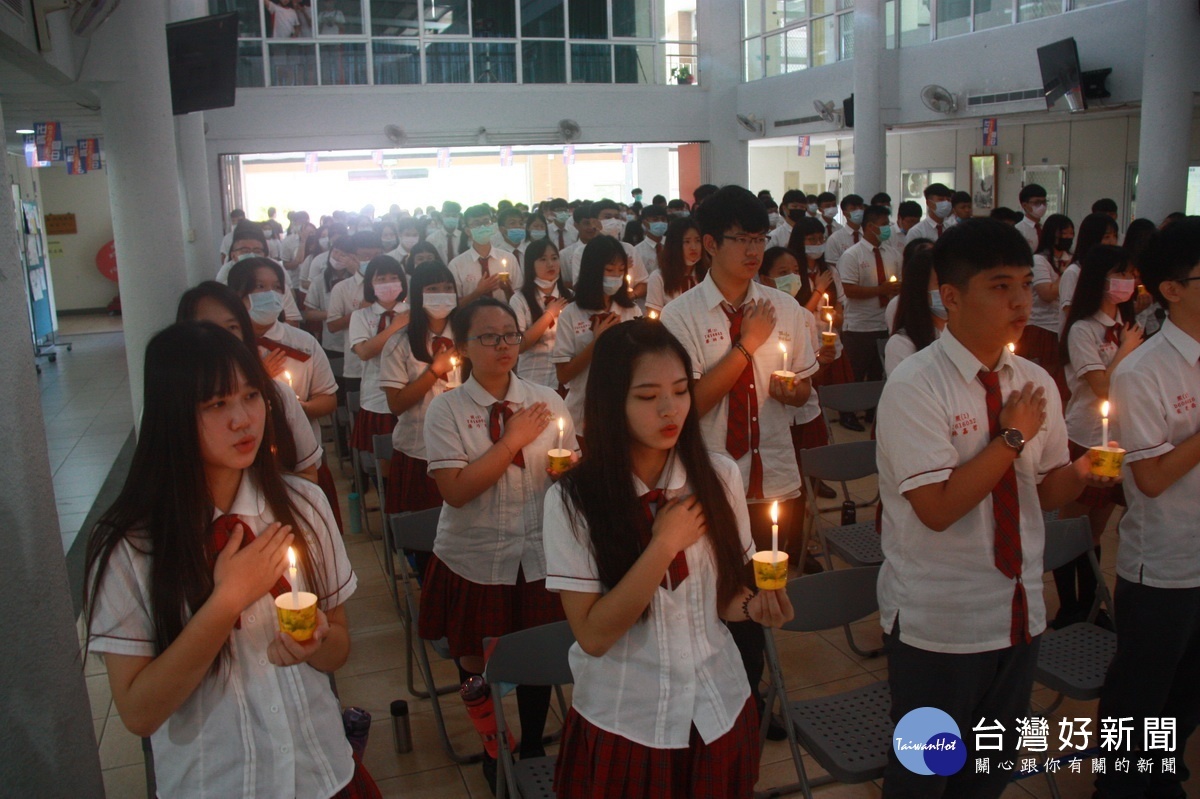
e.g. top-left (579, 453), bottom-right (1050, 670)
top-left (600, 218), bottom-right (625, 238)
top-left (822, 207), bottom-right (837, 220)
top-left (805, 244), bottom-right (826, 259)
top-left (248, 290), bottom-right (284, 325)
top-left (934, 200), bottom-right (952, 219)
top-left (318, 236), bottom-right (330, 249)
top-left (423, 293), bottom-right (457, 319)
top-left (773, 273), bottom-right (801, 297)
top-left (1027, 202), bottom-right (1047, 220)
top-left (768, 212), bottom-right (781, 228)
top-left (358, 260), bottom-right (371, 274)
top-left (374, 282), bottom-right (403, 304)
top-left (534, 277), bottom-right (557, 290)
top-left (401, 234), bottom-right (420, 250)
top-left (602, 275), bottom-right (625, 295)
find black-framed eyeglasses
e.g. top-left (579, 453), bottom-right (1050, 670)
top-left (465, 332), bottom-right (523, 347)
top-left (1173, 277), bottom-right (1200, 285)
top-left (231, 247), bottom-right (266, 257)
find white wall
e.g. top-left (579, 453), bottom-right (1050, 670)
top-left (37, 164), bottom-right (114, 311)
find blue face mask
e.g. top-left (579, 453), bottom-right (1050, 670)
top-left (929, 289), bottom-right (948, 320)
top-left (507, 228), bottom-right (526, 244)
top-left (877, 225), bottom-right (893, 242)
top-left (443, 216), bottom-right (460, 230)
top-left (555, 211), bottom-right (570, 224)
top-left (529, 228), bottom-right (547, 241)
top-left (849, 209), bottom-right (864, 225)
top-left (648, 221), bottom-right (669, 237)
top-left (773, 273), bottom-right (801, 297)
top-left (248, 290), bottom-right (284, 325)
top-left (471, 224), bottom-right (496, 245)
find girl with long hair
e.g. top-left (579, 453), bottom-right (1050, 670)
top-left (303, 234), bottom-right (356, 361)
top-left (545, 318), bottom-right (793, 799)
top-left (1016, 214), bottom-right (1075, 395)
top-left (645, 216), bottom-right (708, 313)
top-left (347, 255), bottom-right (410, 455)
top-left (84, 321), bottom-right (375, 799)
top-left (885, 247), bottom-right (945, 377)
top-left (511, 238), bottom-right (573, 388)
top-left (1060, 212), bottom-right (1121, 326)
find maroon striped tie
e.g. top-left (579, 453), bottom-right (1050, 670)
top-left (638, 489), bottom-right (688, 589)
top-left (722, 304), bottom-right (764, 499)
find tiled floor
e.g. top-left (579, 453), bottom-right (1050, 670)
top-left (51, 317), bottom-right (1199, 798)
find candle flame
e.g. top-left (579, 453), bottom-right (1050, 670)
top-left (1007, 342), bottom-right (1016, 353)
top-left (625, 273), bottom-right (632, 285)
top-left (770, 501), bottom-right (779, 524)
top-left (450, 356), bottom-right (458, 367)
top-left (1101, 400), bottom-right (1110, 419)
top-left (287, 546), bottom-right (296, 568)
top-left (822, 292), bottom-right (829, 305)
top-left (889, 275), bottom-right (897, 283)
top-left (648, 309), bottom-right (658, 319)
top-left (826, 312), bottom-right (833, 324)
top-left (779, 341), bottom-right (786, 353)
top-left (558, 416), bottom-right (564, 433)
top-left (283, 370), bottom-right (292, 385)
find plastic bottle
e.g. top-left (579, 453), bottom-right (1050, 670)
top-left (460, 676), bottom-right (514, 758)
top-left (348, 492), bottom-right (362, 534)
top-left (841, 499), bottom-right (856, 526)
top-left (390, 699), bottom-right (412, 754)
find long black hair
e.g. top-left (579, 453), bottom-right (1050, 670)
top-left (228, 256), bottom-right (286, 299)
top-left (1122, 218), bottom-right (1157, 262)
top-left (324, 235), bottom-right (354, 293)
top-left (891, 247), bottom-right (939, 351)
top-left (1035, 213), bottom-right (1074, 264)
top-left (788, 216), bottom-right (835, 306)
top-left (574, 235), bottom-right (635, 311)
top-left (176, 281), bottom-right (299, 471)
top-left (1074, 213), bottom-right (1120, 267)
top-left (1060, 245), bottom-right (1135, 364)
top-left (658, 216), bottom-right (708, 297)
top-left (518, 238), bottom-right (573, 317)
top-left (402, 240), bottom-right (440, 276)
top-left (559, 319), bottom-right (752, 616)
top-left (362, 255), bottom-right (408, 304)
top-left (406, 260), bottom-right (457, 364)
top-left (84, 322), bottom-right (336, 672)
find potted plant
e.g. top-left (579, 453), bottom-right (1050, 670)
top-left (671, 64), bottom-right (693, 85)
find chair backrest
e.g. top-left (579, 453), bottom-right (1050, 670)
top-left (347, 390), bottom-right (361, 416)
top-left (800, 440), bottom-right (877, 483)
top-left (781, 565), bottom-right (882, 633)
top-left (373, 433), bottom-right (394, 462)
top-left (389, 507), bottom-right (441, 554)
top-left (816, 380), bottom-right (885, 413)
top-left (1042, 516), bottom-right (1094, 574)
top-left (484, 621), bottom-right (576, 686)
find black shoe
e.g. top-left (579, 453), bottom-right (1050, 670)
top-left (815, 480), bottom-right (838, 499)
top-left (767, 713), bottom-right (788, 741)
top-left (802, 553), bottom-right (825, 574)
top-left (481, 753), bottom-right (498, 796)
top-left (839, 413), bottom-right (865, 432)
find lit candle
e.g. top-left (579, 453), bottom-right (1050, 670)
top-left (447, 356), bottom-right (460, 387)
top-left (283, 370), bottom-right (293, 389)
top-left (770, 501), bottom-right (779, 564)
top-left (648, 309), bottom-right (658, 320)
top-left (779, 341), bottom-right (787, 373)
top-left (556, 416), bottom-right (564, 450)
top-left (822, 292), bottom-right (830, 308)
top-left (889, 274), bottom-right (898, 283)
top-left (1101, 400), bottom-right (1110, 448)
top-left (625, 273), bottom-right (632, 290)
top-left (826, 312), bottom-right (834, 334)
top-left (287, 546), bottom-right (299, 607)
top-left (1007, 342), bottom-right (1016, 354)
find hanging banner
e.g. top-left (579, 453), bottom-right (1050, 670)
top-left (982, 118), bottom-right (998, 147)
top-left (621, 144), bottom-right (634, 164)
top-left (437, 147), bottom-right (451, 168)
top-left (372, 150), bottom-right (384, 166)
top-left (305, 152), bottom-right (319, 173)
top-left (23, 134), bottom-right (50, 168)
top-left (499, 146), bottom-right (513, 167)
top-left (66, 146), bottom-right (87, 175)
top-left (78, 138), bottom-right (102, 171)
top-left (562, 144), bottom-right (575, 165)
top-left (797, 135), bottom-right (811, 157)
top-left (35, 122), bottom-right (64, 162)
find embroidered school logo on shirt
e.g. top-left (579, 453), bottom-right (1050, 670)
top-left (1173, 393), bottom-right (1197, 414)
top-left (704, 327), bottom-right (726, 345)
top-left (951, 413), bottom-right (979, 437)
top-left (466, 413), bottom-right (487, 430)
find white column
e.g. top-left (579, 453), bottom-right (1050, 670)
top-left (0, 100), bottom-right (106, 799)
top-left (852, 0), bottom-right (886, 198)
top-left (1135, 0), bottom-right (1200, 224)
top-left (84, 0), bottom-right (190, 420)
top-left (697, 0), bottom-right (749, 188)
top-left (172, 0), bottom-right (217, 283)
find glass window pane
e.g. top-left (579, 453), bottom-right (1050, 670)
top-left (373, 40), bottom-right (421, 83)
top-left (615, 44), bottom-right (653, 82)
top-left (263, 2), bottom-right (308, 38)
top-left (1074, 0), bottom-right (1115, 7)
top-left (522, 0), bottom-right (563, 36)
top-left (663, 3), bottom-right (696, 42)
top-left (744, 38), bottom-right (764, 81)
top-left (473, 0), bottom-right (516, 37)
top-left (571, 43), bottom-right (611, 82)
top-left (425, 41), bottom-right (471, 81)
top-left (765, 0), bottom-right (787, 30)
top-left (316, 1), bottom-right (364, 34)
top-left (1018, 0), bottom-right (1062, 21)
top-left (839, 10), bottom-right (853, 59)
top-left (371, 1), bottom-right (419, 35)
top-left (764, 31), bottom-right (785, 77)
top-left (268, 43), bottom-right (317, 85)
top-left (425, 0), bottom-right (469, 34)
top-left (884, 0), bottom-right (895, 48)
top-left (898, 0), bottom-right (929, 46)
top-left (785, 24), bottom-right (807, 71)
top-left (837, 0), bottom-right (854, 9)
top-left (811, 14), bottom-right (835, 65)
top-left (473, 42), bottom-right (516, 81)
top-left (522, 40), bottom-right (565, 82)
top-left (319, 42), bottom-right (367, 83)
top-left (236, 40), bottom-right (266, 87)
top-left (744, 0), bottom-right (763, 37)
top-left (974, 0), bottom-right (1012, 30)
top-left (212, 0), bottom-right (263, 38)
top-left (810, 0), bottom-right (833, 14)
top-left (568, 0), bottom-right (607, 38)
top-left (784, 0), bottom-right (808, 24)
top-left (936, 0), bottom-right (970, 38)
top-left (612, 0), bottom-right (651, 37)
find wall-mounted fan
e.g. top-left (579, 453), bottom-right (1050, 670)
top-left (921, 84), bottom-right (960, 114)
top-left (736, 113), bottom-right (765, 135)
top-left (35, 0), bottom-right (121, 51)
top-left (384, 124), bottom-right (408, 146)
top-left (813, 99), bottom-right (842, 126)
top-left (558, 119), bottom-right (582, 143)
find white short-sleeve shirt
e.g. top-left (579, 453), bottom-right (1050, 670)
top-left (907, 214), bottom-right (954, 244)
top-left (258, 320), bottom-right (338, 442)
top-left (837, 240), bottom-right (900, 333)
top-left (550, 301), bottom-right (643, 432)
top-left (88, 474), bottom-right (357, 799)
top-left (1030, 254), bottom-right (1068, 333)
top-left (876, 328), bottom-right (1071, 653)
top-left (1057, 263), bottom-right (1081, 332)
top-left (425, 227), bottom-right (466, 263)
top-left (424, 375), bottom-right (578, 584)
top-left (768, 220), bottom-right (794, 250)
top-left (543, 452), bottom-right (753, 748)
top-left (563, 239), bottom-right (649, 289)
top-left (378, 328), bottom-right (455, 460)
top-left (1016, 216), bottom-right (1041, 253)
top-left (510, 288), bottom-right (563, 389)
top-left (1111, 319), bottom-right (1200, 588)
top-left (793, 305), bottom-right (824, 426)
top-left (659, 274), bottom-right (818, 502)
top-left (823, 224), bottom-right (863, 268)
top-left (1064, 310), bottom-right (1122, 448)
top-left (634, 237), bottom-right (662, 274)
top-left (326, 272), bottom-right (366, 367)
top-left (448, 247), bottom-right (515, 301)
top-left (276, 384), bottom-right (323, 472)
top-left (348, 301), bottom-right (410, 415)
top-left (883, 328), bottom-right (941, 378)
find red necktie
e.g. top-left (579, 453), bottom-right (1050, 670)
top-left (873, 247), bottom-right (889, 308)
top-left (721, 304), bottom-right (764, 499)
top-left (557, 228), bottom-right (565, 249)
top-left (1104, 324), bottom-right (1121, 346)
top-left (978, 370), bottom-right (1029, 646)
top-left (637, 489), bottom-right (688, 589)
top-left (489, 401), bottom-right (525, 468)
top-left (852, 230), bottom-right (860, 244)
top-left (446, 235), bottom-right (455, 264)
top-left (377, 310), bottom-right (395, 334)
top-left (1035, 221), bottom-right (1043, 239)
top-left (826, 222), bottom-right (833, 237)
top-left (655, 241), bottom-right (662, 263)
top-left (936, 221), bottom-right (944, 237)
top-left (257, 337), bottom-right (312, 362)
top-left (431, 335), bottom-right (454, 355)
top-left (479, 256), bottom-right (491, 280)
top-left (208, 514), bottom-right (292, 628)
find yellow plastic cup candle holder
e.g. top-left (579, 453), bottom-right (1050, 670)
top-left (1088, 446), bottom-right (1125, 479)
top-left (497, 271), bottom-right (510, 285)
top-left (821, 331), bottom-right (838, 348)
top-left (771, 370), bottom-right (797, 393)
top-left (275, 592), bottom-right (319, 641)
top-left (547, 448), bottom-right (573, 474)
top-left (752, 551), bottom-right (789, 591)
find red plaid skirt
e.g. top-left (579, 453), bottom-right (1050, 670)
top-left (331, 752), bottom-right (381, 799)
top-left (350, 409), bottom-right (396, 452)
top-left (554, 697), bottom-right (760, 799)
top-left (384, 450), bottom-right (443, 515)
top-left (1068, 441), bottom-right (1127, 508)
top-left (417, 556), bottom-right (565, 658)
top-left (813, 353), bottom-right (854, 387)
top-left (791, 415), bottom-right (831, 453)
top-left (316, 461), bottom-right (344, 535)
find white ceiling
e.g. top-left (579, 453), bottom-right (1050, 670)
top-left (0, 45), bottom-right (102, 153)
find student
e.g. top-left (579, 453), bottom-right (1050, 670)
top-left (84, 321), bottom-right (374, 799)
top-left (1091, 197), bottom-right (1119, 225)
top-left (425, 201), bottom-right (467, 266)
top-left (303, 235), bottom-right (356, 360)
top-left (1015, 183), bottom-right (1049, 252)
top-left (380, 262), bottom-right (458, 515)
top-left (837, 204), bottom-right (901, 391)
top-left (659, 185), bottom-right (817, 728)
top-left (493, 206), bottom-right (526, 264)
top-left (823, 193), bottom-right (866, 266)
top-left (646, 216), bottom-right (708, 314)
top-left (889, 200), bottom-right (923, 254)
top-left (768, 189), bottom-right (807, 249)
top-left (951, 190), bottom-right (973, 222)
top-left (1095, 217), bottom-right (1200, 799)
top-left (876, 218), bottom-right (1113, 799)
top-left (509, 238), bottom-right (572, 389)
top-left (558, 202), bottom-right (599, 286)
top-left (544, 319), bottom-right (794, 799)
top-left (593, 199), bottom-right (650, 299)
top-left (552, 236), bottom-right (644, 434)
top-left (543, 197), bottom-right (577, 251)
top-left (383, 217), bottom-right (420, 263)
top-left (219, 208), bottom-right (247, 264)
top-left (1059, 212), bottom-right (1120, 329)
top-left (217, 223), bottom-right (304, 324)
top-left (815, 191), bottom-right (842, 238)
top-left (884, 247), bottom-right (944, 377)
top-left (1019, 213), bottom-right (1075, 391)
top-left (884, 237), bottom-right (935, 335)
top-left (524, 212), bottom-right (549, 252)
top-left (421, 297), bottom-right (578, 783)
top-left (347, 255), bottom-right (410, 456)
top-left (1054, 245), bottom-right (1141, 628)
top-left (177, 281), bottom-right (321, 485)
top-left (907, 183), bottom-right (956, 242)
top-left (325, 231), bottom-right (385, 393)
top-left (449, 204), bottom-right (514, 305)
top-left (633, 204), bottom-right (671, 274)
top-left (871, 191), bottom-right (893, 211)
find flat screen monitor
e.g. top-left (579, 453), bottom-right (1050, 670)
top-left (166, 12), bottom-right (238, 116)
top-left (1037, 37), bottom-right (1086, 114)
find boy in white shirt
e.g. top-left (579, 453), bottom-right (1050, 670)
top-left (633, 204), bottom-right (670, 273)
top-left (876, 218), bottom-right (1113, 798)
top-left (1095, 217), bottom-right (1200, 799)
top-left (837, 205), bottom-right (901, 389)
top-left (1015, 184), bottom-right (1048, 253)
top-left (907, 183), bottom-right (956, 243)
top-left (448, 204), bottom-right (513, 305)
top-left (816, 191), bottom-right (842, 239)
top-left (768, 189), bottom-right (807, 249)
top-left (425, 201), bottom-right (466, 265)
top-left (543, 198), bottom-right (576, 251)
top-left (824, 193), bottom-right (866, 266)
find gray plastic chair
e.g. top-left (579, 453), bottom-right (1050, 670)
top-left (371, 433), bottom-right (394, 534)
top-left (761, 566), bottom-right (892, 799)
top-left (346, 391), bottom-right (382, 536)
top-left (815, 380), bottom-right (885, 444)
top-left (484, 621), bottom-right (576, 799)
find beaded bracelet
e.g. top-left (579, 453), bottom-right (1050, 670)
top-left (741, 588), bottom-right (761, 620)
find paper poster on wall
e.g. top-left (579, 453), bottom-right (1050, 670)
top-left (621, 144), bottom-right (634, 164)
top-left (372, 150), bottom-right (383, 166)
top-left (500, 146), bottom-right (513, 167)
top-left (24, 134), bottom-right (51, 168)
top-left (436, 148), bottom-right (451, 168)
top-left (35, 122), bottom-right (64, 162)
top-left (78, 138), bottom-right (103, 171)
top-left (562, 145), bottom-right (575, 165)
top-left (797, 136), bottom-right (811, 157)
top-left (47, 241), bottom-right (64, 257)
top-left (305, 152), bottom-right (319, 173)
top-left (66, 146), bottom-right (87, 175)
top-left (982, 118), bottom-right (998, 148)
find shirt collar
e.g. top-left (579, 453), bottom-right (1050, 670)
top-left (263, 319), bottom-right (287, 340)
top-left (1092, 309), bottom-right (1119, 327)
top-left (352, 271), bottom-right (364, 285)
top-left (214, 471), bottom-right (266, 520)
top-left (461, 373), bottom-right (528, 409)
top-left (1161, 318), bottom-right (1200, 366)
top-left (630, 450), bottom-right (688, 495)
top-left (698, 271), bottom-right (763, 312)
top-left (939, 327), bottom-right (1015, 384)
